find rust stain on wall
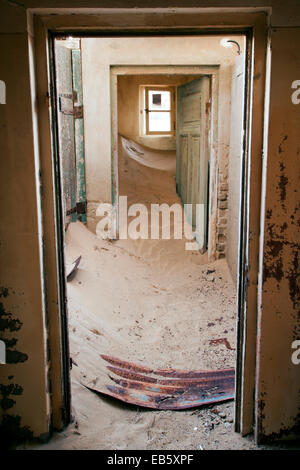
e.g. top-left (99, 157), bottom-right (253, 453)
top-left (258, 26), bottom-right (300, 442)
top-left (0, 287), bottom-right (28, 363)
top-left (0, 287), bottom-right (32, 448)
top-left (263, 158), bottom-right (300, 297)
top-left (0, 383), bottom-right (23, 411)
top-left (278, 161), bottom-right (288, 209)
top-left (0, 414), bottom-right (33, 449)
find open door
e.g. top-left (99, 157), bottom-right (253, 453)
top-left (55, 41), bottom-right (87, 227)
top-left (176, 77), bottom-right (210, 252)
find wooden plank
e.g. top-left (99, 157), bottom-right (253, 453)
top-left (72, 48), bottom-right (87, 223)
top-left (177, 77), bottom-right (210, 250)
top-left (55, 43), bottom-right (77, 225)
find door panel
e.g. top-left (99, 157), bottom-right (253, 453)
top-left (178, 135), bottom-right (188, 202)
top-left (55, 43), bottom-right (87, 227)
top-left (72, 49), bottom-right (87, 223)
top-left (181, 91), bottom-right (202, 124)
top-left (176, 77), bottom-right (210, 251)
top-left (191, 135), bottom-right (200, 229)
top-left (55, 44), bottom-right (77, 225)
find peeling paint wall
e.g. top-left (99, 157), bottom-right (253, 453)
top-left (256, 27), bottom-right (300, 443)
top-left (0, 30), bottom-right (50, 445)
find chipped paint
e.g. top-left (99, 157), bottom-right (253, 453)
top-left (72, 48), bottom-right (87, 223)
top-left (0, 288), bottom-right (31, 447)
top-left (256, 27), bottom-right (300, 443)
top-left (0, 288), bottom-right (28, 364)
top-left (0, 384), bottom-right (23, 411)
top-left (55, 43), bottom-right (77, 225)
top-left (0, 414), bottom-right (33, 449)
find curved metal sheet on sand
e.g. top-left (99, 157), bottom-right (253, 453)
top-left (86, 354), bottom-right (235, 410)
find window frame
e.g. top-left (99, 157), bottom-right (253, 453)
top-left (144, 86), bottom-right (176, 136)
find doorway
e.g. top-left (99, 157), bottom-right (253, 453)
top-left (112, 68), bottom-right (217, 254)
top-left (47, 33), bottom-right (251, 448)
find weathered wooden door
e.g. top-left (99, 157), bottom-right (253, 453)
top-left (72, 49), bottom-right (87, 223)
top-left (55, 42), bottom-right (87, 227)
top-left (176, 77), bottom-right (210, 251)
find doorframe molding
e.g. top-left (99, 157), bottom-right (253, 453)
top-left (30, 9), bottom-right (268, 438)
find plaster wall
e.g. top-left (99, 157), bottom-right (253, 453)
top-left (81, 36), bottom-right (243, 241)
top-left (0, 33), bottom-right (50, 441)
top-left (81, 36), bottom-right (241, 206)
top-left (117, 74), bottom-right (202, 151)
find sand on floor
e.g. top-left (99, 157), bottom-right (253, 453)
top-left (66, 137), bottom-right (237, 385)
top-left (24, 137), bottom-right (244, 450)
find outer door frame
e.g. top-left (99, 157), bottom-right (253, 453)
top-left (30, 9), bottom-right (268, 438)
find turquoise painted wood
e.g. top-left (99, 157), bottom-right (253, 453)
top-left (72, 49), bottom-right (87, 223)
top-left (176, 77), bottom-right (210, 252)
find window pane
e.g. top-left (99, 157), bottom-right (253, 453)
top-left (149, 90), bottom-right (171, 111)
top-left (148, 111), bottom-right (171, 132)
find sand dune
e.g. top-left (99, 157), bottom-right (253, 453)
top-left (120, 135), bottom-right (176, 173)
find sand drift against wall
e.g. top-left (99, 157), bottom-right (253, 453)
top-left (120, 136), bottom-right (176, 172)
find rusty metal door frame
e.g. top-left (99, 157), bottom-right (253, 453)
top-left (31, 9), bottom-right (268, 437)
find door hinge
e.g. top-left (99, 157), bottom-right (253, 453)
top-left (59, 94), bottom-right (83, 118)
top-left (73, 105), bottom-right (83, 119)
top-left (66, 201), bottom-right (86, 216)
top-left (76, 201), bottom-right (86, 215)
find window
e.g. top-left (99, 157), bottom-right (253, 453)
top-left (143, 86), bottom-right (175, 135)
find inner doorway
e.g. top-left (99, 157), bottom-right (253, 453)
top-left (116, 72), bottom-right (212, 254)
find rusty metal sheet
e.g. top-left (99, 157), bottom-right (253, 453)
top-left (209, 338), bottom-right (235, 350)
top-left (90, 354), bottom-right (234, 410)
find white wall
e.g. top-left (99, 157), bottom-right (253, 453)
top-left (118, 74), bottom-right (201, 151)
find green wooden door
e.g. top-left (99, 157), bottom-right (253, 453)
top-left (72, 49), bottom-right (87, 223)
top-left (176, 77), bottom-right (210, 252)
top-left (55, 43), bottom-right (87, 226)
